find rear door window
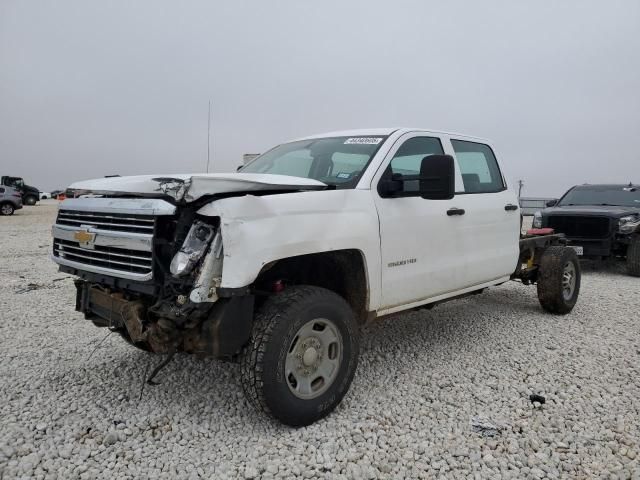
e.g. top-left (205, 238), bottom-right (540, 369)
top-left (451, 140), bottom-right (505, 193)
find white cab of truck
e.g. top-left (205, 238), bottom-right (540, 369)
top-left (51, 128), bottom-right (580, 426)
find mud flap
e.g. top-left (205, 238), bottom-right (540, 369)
top-left (183, 295), bottom-right (255, 358)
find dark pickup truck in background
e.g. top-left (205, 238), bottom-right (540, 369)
top-left (0, 176), bottom-right (40, 206)
top-left (533, 184), bottom-right (640, 276)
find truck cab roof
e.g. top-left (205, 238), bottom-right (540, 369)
top-left (293, 127), bottom-right (492, 144)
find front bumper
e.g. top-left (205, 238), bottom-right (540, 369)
top-left (566, 238), bottom-right (613, 257)
top-left (75, 280), bottom-right (254, 357)
top-left (566, 234), bottom-right (632, 258)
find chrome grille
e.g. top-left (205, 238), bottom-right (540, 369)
top-left (51, 198), bottom-right (176, 282)
top-left (57, 209), bottom-right (155, 234)
top-left (53, 239), bottom-right (153, 275)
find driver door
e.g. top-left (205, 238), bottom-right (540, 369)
top-left (372, 133), bottom-right (467, 311)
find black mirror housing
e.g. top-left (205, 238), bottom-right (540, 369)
top-left (379, 178), bottom-right (403, 196)
top-left (546, 199), bottom-right (558, 207)
top-left (378, 155), bottom-right (455, 199)
top-left (419, 154), bottom-right (455, 200)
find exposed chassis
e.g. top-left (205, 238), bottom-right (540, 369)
top-left (513, 233), bottom-right (568, 284)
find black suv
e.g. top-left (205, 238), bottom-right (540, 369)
top-left (534, 184), bottom-right (640, 276)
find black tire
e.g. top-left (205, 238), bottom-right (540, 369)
top-left (240, 285), bottom-right (359, 426)
top-left (0, 202), bottom-right (15, 216)
top-left (24, 195), bottom-right (37, 206)
top-left (627, 236), bottom-right (640, 277)
top-left (537, 246), bottom-right (581, 314)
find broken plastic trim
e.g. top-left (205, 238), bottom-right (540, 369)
top-left (189, 229), bottom-right (223, 303)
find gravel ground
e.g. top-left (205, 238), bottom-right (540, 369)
top-left (1, 202), bottom-right (639, 480)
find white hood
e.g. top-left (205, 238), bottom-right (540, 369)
top-left (68, 173), bottom-right (328, 202)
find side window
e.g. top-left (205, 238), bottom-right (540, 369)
top-left (451, 140), bottom-right (504, 193)
top-left (386, 136), bottom-right (444, 193)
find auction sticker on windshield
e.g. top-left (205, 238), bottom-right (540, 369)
top-left (344, 137), bottom-right (383, 145)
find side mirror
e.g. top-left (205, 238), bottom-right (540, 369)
top-left (546, 199), bottom-right (558, 207)
top-left (418, 154), bottom-right (455, 200)
top-left (236, 165), bottom-right (243, 172)
top-left (378, 174), bottom-right (404, 196)
top-left (378, 155), bottom-right (455, 199)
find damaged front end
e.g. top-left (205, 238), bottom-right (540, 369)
top-left (52, 198), bottom-right (254, 358)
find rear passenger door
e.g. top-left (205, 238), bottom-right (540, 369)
top-left (445, 138), bottom-right (520, 285)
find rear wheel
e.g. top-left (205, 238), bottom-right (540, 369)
top-left (537, 246), bottom-right (581, 314)
top-left (627, 236), bottom-right (640, 277)
top-left (24, 195), bottom-right (37, 206)
top-left (0, 202), bottom-right (15, 216)
top-left (240, 285), bottom-right (359, 426)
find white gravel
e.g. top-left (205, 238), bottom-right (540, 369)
top-left (1, 202), bottom-right (640, 479)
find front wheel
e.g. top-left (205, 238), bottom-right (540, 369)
top-left (537, 246), bottom-right (581, 314)
top-left (627, 236), bottom-right (640, 277)
top-left (24, 195), bottom-right (37, 206)
top-left (240, 286), bottom-right (359, 426)
top-left (0, 202), bottom-right (15, 216)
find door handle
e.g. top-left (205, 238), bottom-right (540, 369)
top-left (447, 208), bottom-right (466, 216)
top-left (504, 204), bottom-right (519, 211)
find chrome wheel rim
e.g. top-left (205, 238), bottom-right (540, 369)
top-left (562, 261), bottom-right (576, 300)
top-left (285, 318), bottom-right (343, 400)
top-left (1, 204), bottom-right (12, 215)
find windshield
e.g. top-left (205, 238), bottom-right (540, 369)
top-left (6, 177), bottom-right (24, 187)
top-left (558, 185), bottom-right (640, 207)
top-left (240, 136), bottom-right (387, 187)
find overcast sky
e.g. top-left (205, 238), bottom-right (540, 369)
top-left (1, 0), bottom-right (639, 196)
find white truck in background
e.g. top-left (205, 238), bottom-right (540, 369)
top-left (51, 128), bottom-right (581, 426)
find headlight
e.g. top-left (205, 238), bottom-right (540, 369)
top-left (532, 211), bottom-right (543, 228)
top-left (618, 215), bottom-right (640, 234)
top-left (170, 221), bottom-right (215, 276)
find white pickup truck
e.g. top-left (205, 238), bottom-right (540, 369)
top-left (51, 128), bottom-right (581, 426)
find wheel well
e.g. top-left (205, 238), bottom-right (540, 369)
top-left (254, 250), bottom-right (369, 324)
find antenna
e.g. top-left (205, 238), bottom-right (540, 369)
top-left (206, 100), bottom-right (212, 173)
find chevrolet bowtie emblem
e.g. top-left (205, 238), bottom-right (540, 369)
top-left (73, 230), bottom-right (96, 248)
